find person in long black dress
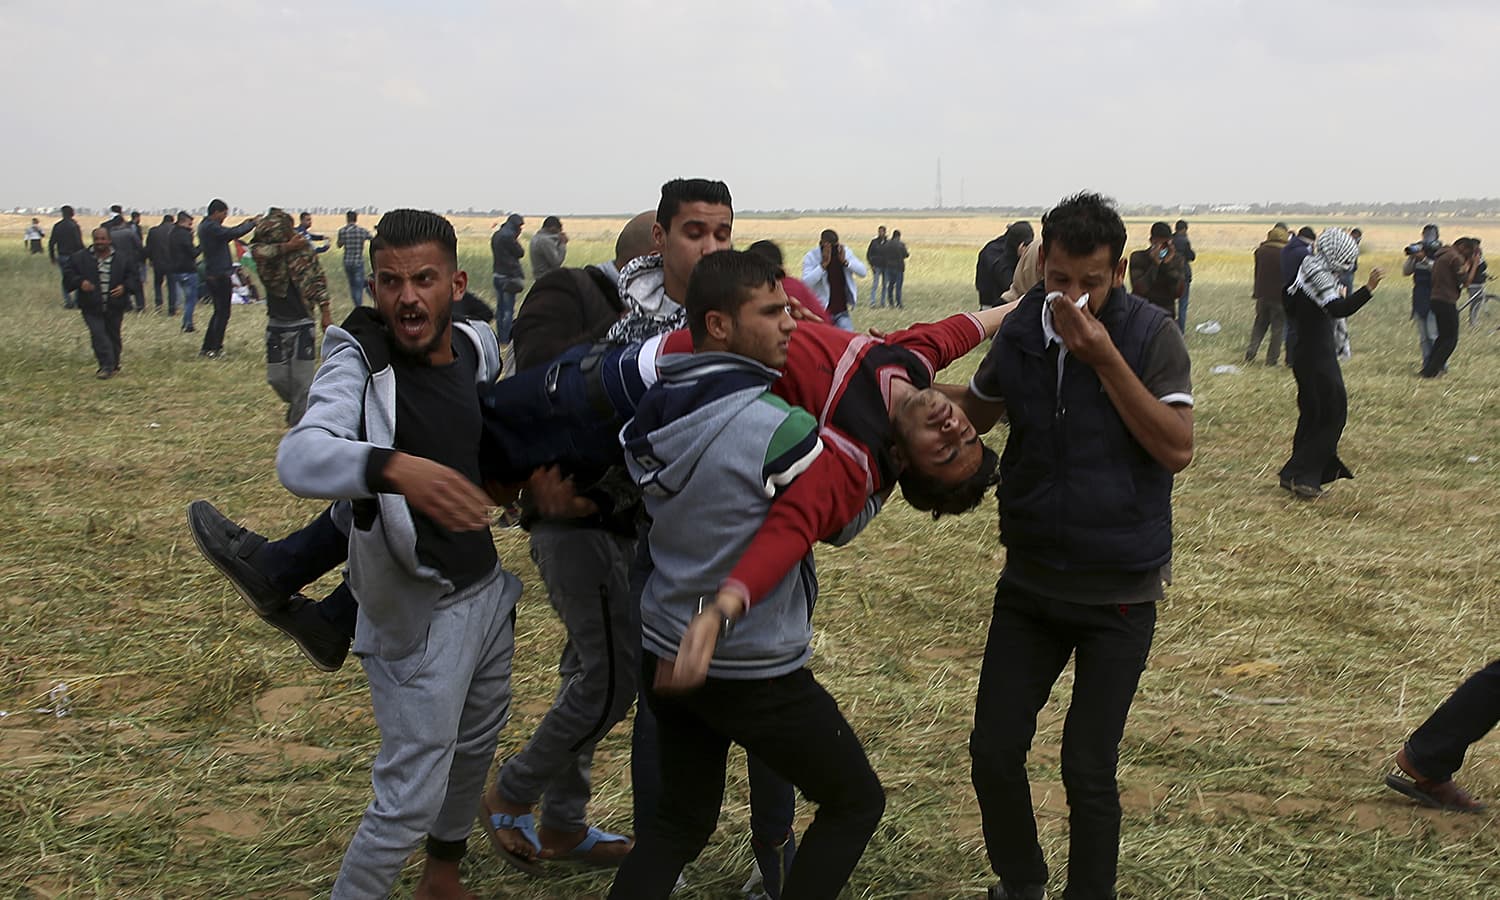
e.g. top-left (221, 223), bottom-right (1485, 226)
top-left (1278, 227), bottom-right (1385, 498)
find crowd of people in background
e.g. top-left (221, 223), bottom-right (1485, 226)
top-left (18, 189), bottom-right (1494, 898)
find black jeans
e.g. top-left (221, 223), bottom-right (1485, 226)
top-left (258, 506), bottom-right (359, 637)
top-left (970, 580), bottom-right (1155, 900)
top-left (200, 273), bottom-right (234, 353)
top-left (81, 306), bottom-right (125, 372)
top-left (1421, 301), bottom-right (1459, 377)
top-left (1405, 659), bottom-right (1500, 782)
top-left (153, 266), bottom-right (168, 308)
top-left (610, 655), bottom-right (885, 900)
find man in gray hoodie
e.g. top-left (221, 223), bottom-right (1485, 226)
top-left (529, 215), bottom-right (569, 282)
top-left (609, 250), bottom-right (886, 899)
top-left (275, 209), bottom-right (519, 900)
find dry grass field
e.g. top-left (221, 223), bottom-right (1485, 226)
top-left (0, 212), bottom-right (1495, 898)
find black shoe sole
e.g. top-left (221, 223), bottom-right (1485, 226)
top-left (265, 600), bottom-right (348, 673)
top-left (186, 500), bottom-right (286, 617)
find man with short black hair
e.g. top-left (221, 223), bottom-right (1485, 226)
top-left (1172, 219), bottom-right (1196, 330)
top-left (491, 213), bottom-right (526, 363)
top-left (529, 215), bottom-right (569, 282)
top-left (1421, 237), bottom-right (1481, 378)
top-left (276, 208), bottom-right (517, 900)
top-left (884, 229), bottom-right (909, 309)
top-left (48, 205), bottom-right (85, 308)
top-left (867, 226), bottom-right (889, 308)
top-left (198, 199), bottom-right (260, 358)
top-left (336, 211), bottom-right (372, 307)
top-left (63, 227), bottom-right (140, 379)
top-left (108, 209), bottom-right (146, 313)
top-left (167, 212), bottom-right (199, 323)
top-left (963, 192), bottom-right (1194, 900)
top-left (1128, 221), bottom-right (1185, 319)
top-left (146, 214), bottom-right (175, 312)
top-left (801, 229), bottom-right (867, 331)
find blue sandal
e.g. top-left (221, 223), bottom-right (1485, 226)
top-left (479, 801), bottom-right (545, 876)
top-left (562, 825), bottom-right (633, 866)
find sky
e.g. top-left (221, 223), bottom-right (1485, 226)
top-left (2, 0), bottom-right (1496, 215)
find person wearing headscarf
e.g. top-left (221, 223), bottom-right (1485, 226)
top-left (1276, 227), bottom-right (1385, 498)
top-left (250, 208), bottom-right (332, 426)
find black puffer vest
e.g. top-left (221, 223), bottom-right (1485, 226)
top-left (992, 285), bottom-right (1175, 573)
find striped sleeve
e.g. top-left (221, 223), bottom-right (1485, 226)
top-left (758, 395), bottom-right (822, 498)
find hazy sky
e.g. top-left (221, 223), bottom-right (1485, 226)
top-left (3, 0), bottom-right (1495, 214)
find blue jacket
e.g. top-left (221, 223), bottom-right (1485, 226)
top-left (199, 216), bottom-right (256, 275)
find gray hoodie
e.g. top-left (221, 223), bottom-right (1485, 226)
top-left (623, 352), bottom-right (824, 680)
top-left (276, 312), bottom-right (503, 660)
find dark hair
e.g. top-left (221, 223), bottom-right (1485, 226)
top-left (161, 214), bottom-right (173, 224)
top-left (1454, 237), bottom-right (1481, 253)
top-left (1149, 221), bottom-right (1172, 240)
top-left (1003, 221), bottom-right (1034, 256)
top-left (820, 229), bottom-right (840, 245)
top-left (685, 249), bottom-right (780, 345)
top-left (542, 215), bottom-right (562, 230)
top-left (110, 204), bottom-right (123, 214)
top-left (892, 229), bottom-right (902, 239)
top-left (346, 210), bottom-right (358, 222)
top-left (1175, 219), bottom-right (1189, 232)
top-left (1297, 226), bottom-right (1317, 240)
top-left (176, 210), bottom-right (192, 223)
top-left (299, 211), bottom-right (311, 219)
top-left (657, 179), bottom-right (732, 231)
top-left (207, 199), bottom-right (228, 215)
top-left (1041, 192), bottom-right (1127, 264)
top-left (746, 239), bottom-right (786, 274)
top-left (1350, 227), bottom-right (1363, 239)
top-left (370, 208), bottom-right (458, 269)
top-left (61, 205), bottom-right (75, 218)
top-left (898, 444), bottom-right (1000, 518)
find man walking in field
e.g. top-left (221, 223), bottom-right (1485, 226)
top-left (962, 192), bottom-right (1194, 900)
top-left (337, 211), bottom-right (373, 306)
top-left (49, 205), bottom-right (85, 308)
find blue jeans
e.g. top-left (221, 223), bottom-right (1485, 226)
top-left (345, 263), bottom-right (366, 307)
top-left (869, 268), bottom-right (886, 307)
top-left (883, 269), bottom-right (905, 308)
top-left (831, 310), bottom-right (854, 332)
top-left (493, 274), bottom-right (519, 344)
top-left (1176, 283), bottom-right (1191, 332)
top-left (171, 273), bottom-right (200, 328)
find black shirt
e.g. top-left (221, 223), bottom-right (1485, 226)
top-left (383, 335), bottom-right (498, 591)
top-left (826, 252), bottom-right (850, 315)
top-left (828, 343), bottom-right (931, 490)
top-left (266, 280), bottom-right (307, 322)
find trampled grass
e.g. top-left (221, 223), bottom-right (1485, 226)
top-left (0, 216), bottom-right (1495, 898)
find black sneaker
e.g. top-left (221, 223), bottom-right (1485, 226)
top-left (187, 500), bottom-right (289, 616)
top-left (988, 884), bottom-right (1046, 900)
top-left (264, 593), bottom-right (351, 672)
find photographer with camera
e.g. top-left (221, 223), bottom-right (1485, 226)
top-left (1420, 237), bottom-right (1482, 379)
top-left (801, 228), bottom-right (868, 331)
top-left (1128, 221), bottom-right (1186, 319)
top-left (1402, 224), bottom-right (1442, 371)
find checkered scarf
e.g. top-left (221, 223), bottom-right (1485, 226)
top-left (605, 253), bottom-right (684, 343)
top-left (1290, 227), bottom-right (1360, 307)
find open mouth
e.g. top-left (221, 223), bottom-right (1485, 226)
top-left (396, 309), bottom-right (428, 339)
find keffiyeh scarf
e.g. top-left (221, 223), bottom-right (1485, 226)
top-left (1290, 227), bottom-right (1360, 307)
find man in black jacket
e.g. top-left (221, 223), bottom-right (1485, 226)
top-left (167, 212), bottom-right (201, 326)
top-left (490, 213), bottom-right (526, 366)
top-left (64, 227), bottom-right (141, 378)
top-left (146, 215), bottom-right (175, 312)
top-left (48, 205), bottom-right (85, 308)
top-left (961, 193), bottom-right (1194, 900)
top-left (198, 199), bottom-right (260, 358)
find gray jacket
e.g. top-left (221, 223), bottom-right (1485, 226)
top-left (276, 316), bottom-right (502, 660)
top-left (624, 352), bottom-right (823, 680)
top-left (529, 230), bottom-right (567, 281)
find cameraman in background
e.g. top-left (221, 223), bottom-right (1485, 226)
top-left (1128, 221), bottom-right (1186, 319)
top-left (1402, 224), bottom-right (1442, 372)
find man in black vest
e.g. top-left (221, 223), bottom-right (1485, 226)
top-left (959, 192), bottom-right (1194, 900)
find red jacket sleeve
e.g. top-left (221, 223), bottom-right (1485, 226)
top-left (719, 446), bottom-right (871, 609)
top-left (887, 313), bottom-right (985, 376)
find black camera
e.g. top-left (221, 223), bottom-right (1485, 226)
top-left (1405, 240), bottom-right (1440, 256)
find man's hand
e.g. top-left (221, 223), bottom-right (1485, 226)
top-left (286, 233), bottom-right (309, 252)
top-left (381, 452), bottom-right (492, 531)
top-left (787, 296), bottom-right (823, 323)
top-left (656, 592), bottom-right (738, 694)
top-left (109, 285), bottom-right (125, 298)
top-left (80, 279), bottom-right (95, 292)
top-left (526, 465), bottom-right (599, 519)
top-left (1365, 267), bottom-right (1386, 292)
top-left (1049, 294), bottom-right (1120, 368)
top-left (320, 306), bottom-right (333, 331)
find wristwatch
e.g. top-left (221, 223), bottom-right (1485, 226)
top-left (697, 596), bottom-right (734, 638)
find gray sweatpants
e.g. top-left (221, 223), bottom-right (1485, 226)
top-left (495, 522), bottom-right (638, 832)
top-left (266, 318), bottom-right (317, 427)
top-left (332, 565), bottom-right (519, 899)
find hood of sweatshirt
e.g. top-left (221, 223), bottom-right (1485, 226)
top-left (623, 352), bottom-right (781, 498)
